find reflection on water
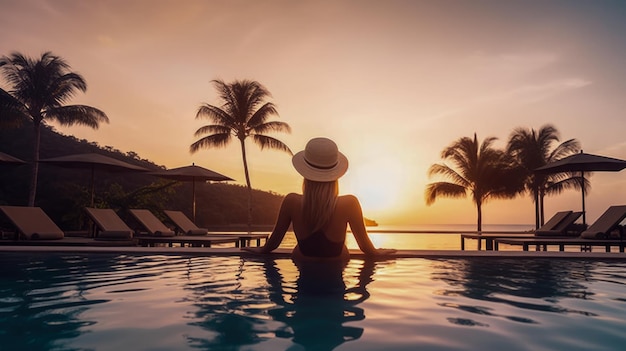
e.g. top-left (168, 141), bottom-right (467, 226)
top-left (432, 258), bottom-right (599, 326)
top-left (183, 257), bottom-right (376, 351)
top-left (264, 259), bottom-right (375, 351)
top-left (0, 253), bottom-right (168, 351)
top-left (1, 253), bottom-right (626, 350)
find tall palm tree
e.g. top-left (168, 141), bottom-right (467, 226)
top-left (190, 79), bottom-right (292, 230)
top-left (425, 133), bottom-right (523, 232)
top-left (0, 51), bottom-right (109, 206)
top-left (506, 124), bottom-right (583, 228)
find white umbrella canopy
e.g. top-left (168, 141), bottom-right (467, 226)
top-left (535, 151), bottom-right (626, 224)
top-left (149, 164), bottom-right (234, 222)
top-left (40, 153), bottom-right (149, 206)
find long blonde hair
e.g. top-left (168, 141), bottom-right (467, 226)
top-left (302, 179), bottom-right (338, 232)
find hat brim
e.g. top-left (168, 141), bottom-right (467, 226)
top-left (292, 151), bottom-right (349, 182)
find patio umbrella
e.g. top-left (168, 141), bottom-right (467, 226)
top-left (0, 151), bottom-right (26, 165)
top-left (535, 151), bottom-right (626, 224)
top-left (39, 153), bottom-right (149, 206)
top-left (149, 163), bottom-right (234, 222)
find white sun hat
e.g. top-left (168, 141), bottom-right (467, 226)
top-left (292, 137), bottom-right (349, 182)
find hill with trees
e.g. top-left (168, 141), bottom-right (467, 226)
top-left (0, 123), bottom-right (284, 231)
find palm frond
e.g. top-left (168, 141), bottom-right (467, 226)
top-left (247, 102), bottom-right (278, 127)
top-left (0, 88), bottom-right (29, 127)
top-left (427, 163), bottom-right (470, 188)
top-left (189, 133), bottom-right (232, 153)
top-left (424, 182), bottom-right (467, 205)
top-left (251, 135), bottom-right (293, 155)
top-left (193, 124), bottom-right (232, 137)
top-left (46, 105), bottom-right (109, 128)
top-left (49, 72), bottom-right (88, 106)
top-left (547, 138), bottom-right (580, 162)
top-left (250, 121), bottom-right (292, 135)
top-left (545, 175), bottom-right (589, 195)
top-left (196, 104), bottom-right (233, 126)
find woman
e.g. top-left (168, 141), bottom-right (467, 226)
top-left (242, 137), bottom-right (395, 260)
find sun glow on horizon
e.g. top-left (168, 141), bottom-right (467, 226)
top-left (342, 145), bottom-right (416, 219)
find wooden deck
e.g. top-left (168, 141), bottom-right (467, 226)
top-left (1, 231), bottom-right (268, 248)
top-left (494, 237), bottom-right (626, 252)
top-left (461, 233), bottom-right (535, 250)
top-left (135, 233), bottom-right (268, 248)
top-left (0, 236), bottom-right (138, 247)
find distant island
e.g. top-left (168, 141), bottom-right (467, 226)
top-left (364, 218), bottom-right (378, 226)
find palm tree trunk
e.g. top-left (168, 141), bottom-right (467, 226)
top-left (27, 121), bottom-right (41, 206)
top-left (476, 201), bottom-right (482, 232)
top-left (538, 187), bottom-right (547, 226)
top-left (534, 189), bottom-right (540, 229)
top-left (239, 138), bottom-right (253, 233)
top-left (539, 192), bottom-right (546, 226)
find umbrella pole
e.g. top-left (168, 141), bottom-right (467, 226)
top-left (581, 171), bottom-right (586, 225)
top-left (90, 166), bottom-right (95, 207)
top-left (192, 179), bottom-right (196, 223)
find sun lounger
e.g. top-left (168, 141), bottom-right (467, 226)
top-left (0, 206), bottom-right (64, 240)
top-left (580, 205), bottom-right (626, 239)
top-left (128, 209), bottom-right (176, 237)
top-left (163, 210), bottom-right (208, 235)
top-left (162, 209), bottom-right (269, 245)
top-left (84, 208), bottom-right (134, 239)
top-left (460, 210), bottom-right (583, 250)
top-left (493, 206), bottom-right (626, 251)
top-left (535, 211), bottom-right (583, 236)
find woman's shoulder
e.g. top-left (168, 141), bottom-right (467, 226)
top-left (283, 193), bottom-right (302, 204)
top-left (338, 194), bottom-right (358, 201)
top-left (337, 194), bottom-right (360, 206)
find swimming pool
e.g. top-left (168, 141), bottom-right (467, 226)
top-left (1, 253), bottom-right (625, 351)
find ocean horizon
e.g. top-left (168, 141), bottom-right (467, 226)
top-left (367, 223), bottom-right (535, 233)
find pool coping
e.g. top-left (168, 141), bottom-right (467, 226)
top-left (1, 246), bottom-right (626, 259)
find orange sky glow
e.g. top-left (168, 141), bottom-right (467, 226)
top-left (2, 0), bottom-right (626, 226)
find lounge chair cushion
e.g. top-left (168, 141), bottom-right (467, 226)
top-left (128, 209), bottom-right (176, 237)
top-left (580, 205), bottom-right (626, 239)
top-left (0, 206), bottom-right (64, 240)
top-left (580, 231), bottom-right (605, 239)
top-left (187, 228), bottom-right (209, 236)
top-left (535, 229), bottom-right (572, 237)
top-left (535, 211), bottom-right (582, 237)
top-left (29, 231), bottom-right (65, 240)
top-left (153, 230), bottom-right (176, 237)
top-left (163, 210), bottom-right (209, 236)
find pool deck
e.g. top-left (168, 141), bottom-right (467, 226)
top-left (1, 245), bottom-right (625, 259)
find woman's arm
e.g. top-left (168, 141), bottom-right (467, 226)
top-left (346, 195), bottom-right (396, 256)
top-left (242, 193), bottom-right (295, 253)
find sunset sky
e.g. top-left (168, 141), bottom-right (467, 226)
top-left (2, 0), bottom-right (626, 226)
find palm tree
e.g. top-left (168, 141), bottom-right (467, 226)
top-left (425, 133), bottom-right (523, 232)
top-left (190, 79), bottom-right (292, 230)
top-left (0, 51), bottom-right (109, 206)
top-left (506, 124), bottom-right (583, 228)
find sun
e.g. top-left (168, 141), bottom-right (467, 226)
top-left (341, 152), bottom-right (410, 215)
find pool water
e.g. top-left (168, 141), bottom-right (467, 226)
top-left (1, 253), bottom-right (625, 351)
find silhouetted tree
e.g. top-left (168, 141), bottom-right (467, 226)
top-left (426, 133), bottom-right (523, 231)
top-left (507, 124), bottom-right (583, 228)
top-left (190, 79), bottom-right (292, 230)
top-left (0, 51), bottom-right (108, 206)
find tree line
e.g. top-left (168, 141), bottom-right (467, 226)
top-left (426, 126), bottom-right (586, 231)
